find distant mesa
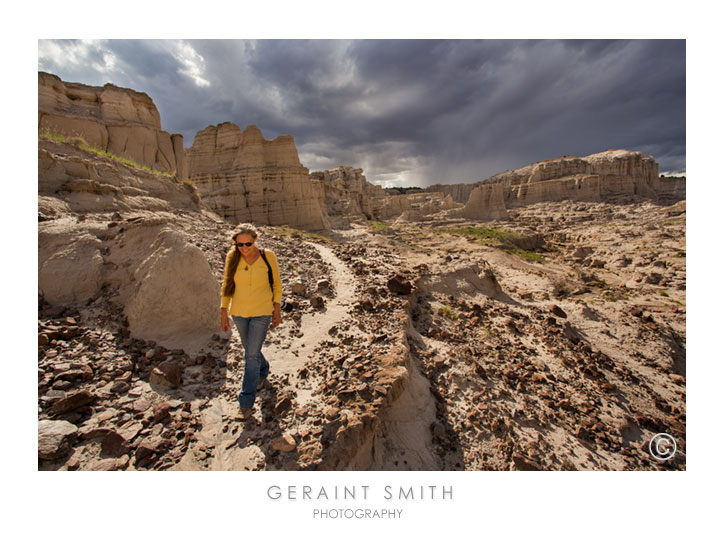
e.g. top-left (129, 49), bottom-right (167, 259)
top-left (430, 149), bottom-right (685, 219)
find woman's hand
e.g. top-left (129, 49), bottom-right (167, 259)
top-left (220, 308), bottom-right (230, 332)
top-left (271, 304), bottom-right (282, 329)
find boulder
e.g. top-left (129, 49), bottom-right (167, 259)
top-left (123, 228), bottom-right (219, 349)
top-left (38, 420), bottom-right (78, 460)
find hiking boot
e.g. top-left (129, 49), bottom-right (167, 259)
top-left (238, 408), bottom-right (253, 420)
top-left (257, 378), bottom-right (268, 391)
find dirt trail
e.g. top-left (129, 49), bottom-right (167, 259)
top-left (174, 241), bottom-right (360, 470)
top-left (266, 241), bottom-right (359, 404)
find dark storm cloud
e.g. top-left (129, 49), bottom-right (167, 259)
top-left (38, 39), bottom-right (685, 186)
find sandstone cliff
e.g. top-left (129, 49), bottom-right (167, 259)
top-left (187, 123), bottom-right (330, 230)
top-left (425, 182), bottom-right (480, 204)
top-left (445, 150), bottom-right (668, 220)
top-left (459, 183), bottom-right (509, 221)
top-left (310, 166), bottom-right (386, 227)
top-left (485, 150), bottom-right (660, 207)
top-left (657, 176), bottom-right (686, 203)
top-left (38, 72), bottom-right (187, 179)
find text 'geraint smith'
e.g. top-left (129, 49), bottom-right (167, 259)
top-left (267, 485), bottom-right (453, 501)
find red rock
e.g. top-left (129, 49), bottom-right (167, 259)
top-left (153, 402), bottom-right (172, 422)
top-left (669, 374), bottom-right (685, 385)
top-left (132, 399), bottom-right (152, 414)
top-left (101, 431), bottom-right (131, 457)
top-left (87, 459), bottom-right (121, 471)
top-left (512, 454), bottom-right (542, 471)
top-left (272, 433), bottom-right (297, 453)
top-left (274, 397), bottom-right (293, 415)
top-left (38, 420), bottom-right (78, 460)
top-left (135, 437), bottom-right (171, 465)
top-left (51, 390), bottom-right (95, 415)
top-left (149, 360), bottom-right (183, 388)
top-left (387, 275), bottom-right (412, 295)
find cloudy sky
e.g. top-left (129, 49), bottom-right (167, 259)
top-left (38, 39), bottom-right (685, 187)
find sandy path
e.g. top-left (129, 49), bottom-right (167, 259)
top-left (174, 242), bottom-right (359, 470)
top-left (268, 241), bottom-right (358, 377)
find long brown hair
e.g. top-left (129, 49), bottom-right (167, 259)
top-left (222, 224), bottom-right (259, 297)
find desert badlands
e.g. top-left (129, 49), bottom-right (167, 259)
top-left (38, 72), bottom-right (685, 471)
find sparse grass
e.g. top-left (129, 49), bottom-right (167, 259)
top-left (446, 225), bottom-right (520, 244)
top-left (440, 305), bottom-right (458, 320)
top-left (675, 251), bottom-right (686, 258)
top-left (368, 220), bottom-right (390, 231)
top-left (274, 225), bottom-right (334, 243)
top-left (481, 326), bottom-right (497, 339)
top-left (444, 225), bottom-right (547, 263)
top-left (39, 128), bottom-right (67, 143)
top-left (40, 128), bottom-right (174, 179)
top-left (659, 290), bottom-right (670, 297)
top-left (507, 247), bottom-right (546, 263)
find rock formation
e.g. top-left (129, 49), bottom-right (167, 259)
top-left (38, 135), bottom-right (221, 349)
top-left (376, 194), bottom-right (414, 220)
top-left (657, 176), bottom-right (686, 203)
top-left (506, 174), bottom-right (602, 207)
top-left (459, 183), bottom-right (509, 221)
top-left (187, 123), bottom-right (330, 230)
top-left (427, 150), bottom-right (675, 213)
top-left (425, 183), bottom-right (479, 204)
top-left (310, 166), bottom-right (386, 227)
top-left (39, 140), bottom-right (201, 216)
top-left (376, 192), bottom-right (462, 221)
top-left (38, 72), bottom-right (187, 179)
top-left (431, 150), bottom-right (672, 220)
top-left (486, 150), bottom-right (660, 206)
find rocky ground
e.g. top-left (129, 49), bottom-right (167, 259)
top-left (38, 193), bottom-right (686, 471)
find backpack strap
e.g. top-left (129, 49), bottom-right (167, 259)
top-left (259, 248), bottom-right (274, 291)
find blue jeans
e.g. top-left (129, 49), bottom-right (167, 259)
top-left (231, 315), bottom-right (271, 409)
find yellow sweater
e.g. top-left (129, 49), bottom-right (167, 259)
top-left (220, 248), bottom-right (283, 317)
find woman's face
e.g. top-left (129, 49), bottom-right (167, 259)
top-left (235, 233), bottom-right (256, 254)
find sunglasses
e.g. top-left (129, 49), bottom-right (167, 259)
top-left (236, 242), bottom-right (254, 247)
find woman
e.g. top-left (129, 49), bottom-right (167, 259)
top-left (220, 224), bottom-right (282, 419)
